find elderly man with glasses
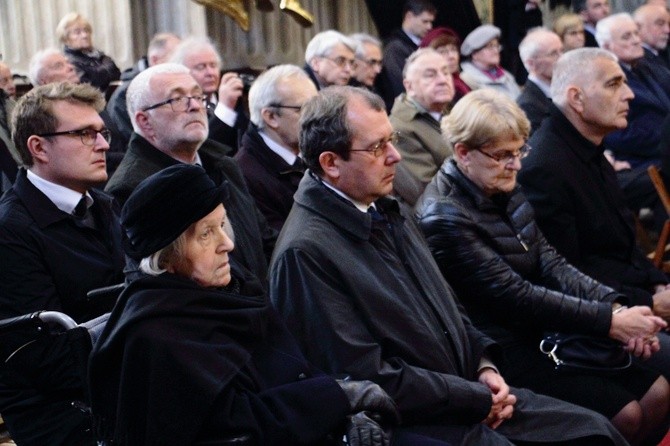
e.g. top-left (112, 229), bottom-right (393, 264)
top-left (234, 64), bottom-right (317, 231)
top-left (0, 81), bottom-right (125, 445)
top-left (105, 63), bottom-right (276, 284)
top-left (303, 30), bottom-right (357, 90)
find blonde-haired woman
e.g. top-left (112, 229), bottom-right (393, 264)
top-left (56, 12), bottom-right (120, 91)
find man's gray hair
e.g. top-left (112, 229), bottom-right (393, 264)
top-left (550, 47), bottom-right (618, 107)
top-left (519, 27), bottom-right (557, 71)
top-left (305, 30), bottom-right (356, 64)
top-left (126, 63), bottom-right (191, 132)
top-left (28, 48), bottom-right (62, 86)
top-left (248, 64), bottom-right (310, 129)
top-left (402, 47), bottom-right (441, 79)
top-left (349, 33), bottom-right (382, 60)
top-left (595, 12), bottom-right (633, 47)
top-left (169, 36), bottom-right (222, 68)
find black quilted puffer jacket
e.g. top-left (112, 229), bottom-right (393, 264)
top-left (415, 158), bottom-right (623, 348)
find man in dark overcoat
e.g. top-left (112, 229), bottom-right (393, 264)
top-left (519, 47), bottom-right (670, 378)
top-left (269, 85), bottom-right (627, 446)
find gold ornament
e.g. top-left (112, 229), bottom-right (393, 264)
top-left (194, 0), bottom-right (250, 31)
top-left (280, 0), bottom-right (314, 27)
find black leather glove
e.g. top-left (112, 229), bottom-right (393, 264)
top-left (345, 411), bottom-right (391, 446)
top-left (337, 379), bottom-right (401, 425)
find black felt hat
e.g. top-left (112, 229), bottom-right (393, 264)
top-left (121, 164), bottom-right (228, 260)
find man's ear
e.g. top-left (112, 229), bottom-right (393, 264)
top-left (261, 107), bottom-right (279, 130)
top-left (566, 86), bottom-right (584, 113)
top-left (318, 151), bottom-right (341, 180)
top-left (27, 135), bottom-right (49, 164)
top-left (135, 111), bottom-right (154, 136)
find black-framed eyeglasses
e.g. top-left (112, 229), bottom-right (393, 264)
top-left (37, 128), bottom-right (112, 146)
top-left (473, 143), bottom-right (531, 165)
top-left (269, 103), bottom-right (303, 112)
top-left (350, 131), bottom-right (400, 158)
top-left (142, 95), bottom-right (207, 112)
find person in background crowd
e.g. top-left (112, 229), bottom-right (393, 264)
top-left (106, 33), bottom-right (181, 149)
top-left (349, 33), bottom-right (383, 91)
top-left (56, 12), bottom-right (120, 92)
top-left (170, 36), bottom-right (248, 154)
top-left (378, 0), bottom-right (436, 111)
top-left (553, 13), bottom-right (587, 51)
top-left (419, 26), bottom-right (471, 103)
top-left (235, 64), bottom-right (317, 231)
top-left (303, 30), bottom-right (357, 90)
top-left (390, 48), bottom-right (454, 206)
top-left (459, 24), bottom-right (521, 99)
top-left (517, 28), bottom-right (564, 135)
top-left (573, 0), bottom-right (611, 47)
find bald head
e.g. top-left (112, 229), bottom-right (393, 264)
top-left (634, 4), bottom-right (670, 50)
top-left (519, 28), bottom-right (563, 83)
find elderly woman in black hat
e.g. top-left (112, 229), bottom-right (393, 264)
top-left (88, 164), bottom-right (410, 446)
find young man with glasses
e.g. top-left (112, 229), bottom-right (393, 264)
top-left (0, 81), bottom-right (125, 445)
top-left (235, 64), bottom-right (317, 231)
top-left (460, 24), bottom-right (521, 100)
top-left (389, 48), bottom-right (454, 206)
top-left (303, 30), bottom-right (357, 90)
top-left (106, 63), bottom-right (276, 283)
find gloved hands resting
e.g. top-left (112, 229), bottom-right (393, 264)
top-left (337, 378), bottom-right (400, 424)
top-left (337, 378), bottom-right (400, 446)
top-left (345, 411), bottom-right (390, 446)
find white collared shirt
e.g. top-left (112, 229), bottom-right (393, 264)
top-left (26, 169), bottom-right (92, 215)
top-left (527, 75), bottom-right (551, 98)
top-left (258, 131), bottom-right (298, 166)
top-left (213, 101), bottom-right (238, 128)
top-left (321, 179), bottom-right (371, 213)
top-left (404, 30), bottom-right (421, 46)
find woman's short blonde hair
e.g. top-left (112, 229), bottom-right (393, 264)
top-left (553, 13), bottom-right (583, 40)
top-left (56, 12), bottom-right (92, 46)
top-left (442, 88), bottom-right (530, 149)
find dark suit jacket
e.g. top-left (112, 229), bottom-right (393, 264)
top-left (106, 133), bottom-right (276, 283)
top-left (604, 63), bottom-right (670, 167)
top-left (584, 28), bottom-right (598, 48)
top-left (644, 46), bottom-right (670, 72)
top-left (0, 169), bottom-right (124, 321)
top-left (378, 29), bottom-right (417, 111)
top-left (519, 105), bottom-right (667, 306)
top-left (0, 170), bottom-right (124, 445)
top-left (207, 103), bottom-right (249, 156)
top-left (234, 124), bottom-right (304, 232)
top-left (516, 79), bottom-right (551, 136)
